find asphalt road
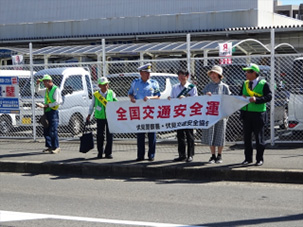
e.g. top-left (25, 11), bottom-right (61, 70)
top-left (0, 173), bottom-right (302, 227)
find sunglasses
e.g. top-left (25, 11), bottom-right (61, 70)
top-left (246, 70), bottom-right (255, 73)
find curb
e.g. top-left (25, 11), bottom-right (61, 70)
top-left (1, 161), bottom-right (302, 184)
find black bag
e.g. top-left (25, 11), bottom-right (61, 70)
top-left (39, 114), bottom-right (49, 128)
top-left (79, 123), bottom-right (94, 153)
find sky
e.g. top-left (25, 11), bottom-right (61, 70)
top-left (280, 0), bottom-right (302, 5)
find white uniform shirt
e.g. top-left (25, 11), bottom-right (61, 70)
top-left (35, 84), bottom-right (62, 108)
top-left (250, 77), bottom-right (260, 90)
top-left (170, 81), bottom-right (198, 98)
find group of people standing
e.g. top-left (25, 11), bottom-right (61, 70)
top-left (37, 62), bottom-right (271, 167)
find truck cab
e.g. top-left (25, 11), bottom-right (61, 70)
top-left (287, 57), bottom-right (303, 131)
top-left (20, 67), bottom-right (93, 135)
top-left (0, 70), bottom-right (33, 135)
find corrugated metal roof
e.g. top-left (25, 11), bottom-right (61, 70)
top-left (0, 39), bottom-right (297, 58)
top-left (29, 39), bottom-right (271, 56)
top-left (0, 47), bottom-right (31, 55)
top-left (273, 43), bottom-right (298, 54)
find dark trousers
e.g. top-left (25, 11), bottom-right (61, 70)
top-left (176, 129), bottom-right (195, 158)
top-left (97, 119), bottom-right (113, 156)
top-left (44, 110), bottom-right (59, 150)
top-left (243, 111), bottom-right (266, 162)
top-left (137, 132), bottom-right (156, 159)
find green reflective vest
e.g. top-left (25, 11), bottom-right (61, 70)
top-left (94, 89), bottom-right (117, 119)
top-left (45, 85), bottom-right (59, 112)
top-left (241, 79), bottom-right (266, 112)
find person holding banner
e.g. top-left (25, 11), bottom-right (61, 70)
top-left (36, 74), bottom-right (62, 154)
top-left (86, 77), bottom-right (118, 159)
top-left (128, 63), bottom-right (160, 161)
top-left (201, 65), bottom-right (231, 164)
top-left (168, 69), bottom-right (198, 162)
top-left (240, 63), bottom-right (272, 166)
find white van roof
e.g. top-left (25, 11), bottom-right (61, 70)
top-left (0, 70), bottom-right (33, 78)
top-left (106, 72), bottom-right (177, 78)
top-left (34, 67), bottom-right (89, 76)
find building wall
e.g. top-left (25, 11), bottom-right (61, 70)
top-left (0, 10), bottom-right (260, 39)
top-left (0, 0), bottom-right (270, 24)
top-left (0, 0), bottom-right (302, 46)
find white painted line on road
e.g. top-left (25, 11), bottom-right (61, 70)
top-left (0, 210), bottom-right (203, 227)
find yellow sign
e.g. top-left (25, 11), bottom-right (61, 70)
top-left (22, 117), bottom-right (31, 124)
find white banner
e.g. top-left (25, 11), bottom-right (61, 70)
top-left (106, 95), bottom-right (249, 133)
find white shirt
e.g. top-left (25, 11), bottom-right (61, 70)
top-left (88, 90), bottom-right (117, 115)
top-left (170, 81), bottom-right (198, 98)
top-left (250, 77), bottom-right (260, 90)
top-left (35, 84), bottom-right (62, 108)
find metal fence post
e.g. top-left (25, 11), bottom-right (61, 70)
top-left (187, 34), bottom-right (191, 78)
top-left (270, 29), bottom-right (275, 146)
top-left (140, 52), bottom-right (144, 66)
top-left (102, 39), bottom-right (106, 77)
top-left (29, 43), bottom-right (36, 141)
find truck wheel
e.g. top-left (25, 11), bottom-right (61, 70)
top-left (0, 116), bottom-right (12, 135)
top-left (69, 115), bottom-right (83, 135)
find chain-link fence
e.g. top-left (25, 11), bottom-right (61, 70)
top-left (1, 53), bottom-right (303, 145)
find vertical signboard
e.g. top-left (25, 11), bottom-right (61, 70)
top-left (12, 55), bottom-right (24, 70)
top-left (0, 76), bottom-right (20, 114)
top-left (219, 42), bottom-right (232, 65)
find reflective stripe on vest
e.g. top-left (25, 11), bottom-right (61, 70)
top-left (94, 90), bottom-right (114, 119)
top-left (244, 80), bottom-right (262, 97)
top-left (241, 79), bottom-right (266, 112)
top-left (93, 90), bottom-right (108, 107)
top-left (45, 85), bottom-right (59, 112)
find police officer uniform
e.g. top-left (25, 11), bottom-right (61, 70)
top-left (128, 63), bottom-right (160, 161)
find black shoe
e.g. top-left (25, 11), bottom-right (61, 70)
top-left (148, 157), bottom-right (154, 161)
top-left (105, 154), bottom-right (113, 159)
top-left (255, 161), bottom-right (263, 166)
top-left (148, 154), bottom-right (155, 161)
top-left (97, 154), bottom-right (103, 159)
top-left (241, 160), bottom-right (252, 165)
top-left (173, 157), bottom-right (186, 162)
top-left (215, 156), bottom-right (222, 164)
top-left (136, 157), bottom-right (144, 161)
top-left (208, 156), bottom-right (216, 164)
top-left (186, 156), bottom-right (193, 162)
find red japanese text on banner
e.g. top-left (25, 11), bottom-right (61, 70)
top-left (106, 95), bottom-right (249, 134)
